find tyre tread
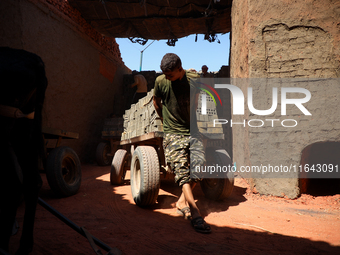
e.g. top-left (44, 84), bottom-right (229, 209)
top-left (96, 142), bottom-right (112, 166)
top-left (201, 147), bottom-right (234, 200)
top-left (111, 149), bottom-right (128, 185)
top-left (46, 146), bottom-right (81, 197)
top-left (131, 146), bottom-right (160, 206)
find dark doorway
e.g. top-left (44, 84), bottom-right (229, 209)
top-left (299, 142), bottom-right (340, 196)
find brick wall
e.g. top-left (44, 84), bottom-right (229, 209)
top-left (231, 0), bottom-right (340, 198)
top-left (0, 0), bottom-right (130, 162)
top-left (31, 0), bottom-right (122, 64)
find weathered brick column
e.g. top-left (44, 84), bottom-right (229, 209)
top-left (231, 0), bottom-right (340, 198)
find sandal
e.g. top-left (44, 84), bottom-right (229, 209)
top-left (191, 216), bottom-right (211, 234)
top-left (176, 206), bottom-right (192, 220)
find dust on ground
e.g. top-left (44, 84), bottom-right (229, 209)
top-left (9, 164), bottom-right (340, 254)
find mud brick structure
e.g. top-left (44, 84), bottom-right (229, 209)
top-left (0, 0), bottom-right (130, 161)
top-left (231, 0), bottom-right (340, 198)
top-left (217, 65), bottom-right (231, 78)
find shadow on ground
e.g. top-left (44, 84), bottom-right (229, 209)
top-left (9, 164), bottom-right (340, 255)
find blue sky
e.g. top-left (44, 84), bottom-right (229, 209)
top-left (116, 33), bottom-right (230, 73)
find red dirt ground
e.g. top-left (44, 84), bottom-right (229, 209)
top-left (9, 164), bottom-right (340, 255)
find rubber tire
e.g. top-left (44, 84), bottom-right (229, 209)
top-left (201, 147), bottom-right (234, 200)
top-left (96, 142), bottom-right (112, 166)
top-left (110, 149), bottom-right (129, 185)
top-left (46, 146), bottom-right (82, 197)
top-left (130, 146), bottom-right (160, 207)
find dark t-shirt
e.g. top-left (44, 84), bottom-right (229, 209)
top-left (154, 71), bottom-right (199, 135)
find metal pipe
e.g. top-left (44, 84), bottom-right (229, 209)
top-left (37, 198), bottom-right (118, 254)
top-left (139, 40), bottom-right (155, 71)
top-left (139, 51), bottom-right (143, 72)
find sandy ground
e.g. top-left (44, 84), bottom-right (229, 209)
top-left (9, 164), bottom-right (340, 255)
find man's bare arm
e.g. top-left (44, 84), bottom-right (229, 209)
top-left (153, 96), bottom-right (163, 122)
top-left (131, 76), bottom-right (139, 88)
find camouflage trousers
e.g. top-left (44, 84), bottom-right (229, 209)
top-left (163, 132), bottom-right (205, 186)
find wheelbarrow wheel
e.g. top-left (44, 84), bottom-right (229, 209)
top-left (130, 146), bottom-right (160, 207)
top-left (46, 146), bottom-right (82, 197)
top-left (200, 147), bottom-right (234, 200)
top-left (96, 142), bottom-right (112, 166)
top-left (110, 149), bottom-right (129, 185)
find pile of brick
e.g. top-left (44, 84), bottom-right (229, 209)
top-left (121, 89), bottom-right (162, 140)
top-left (101, 117), bottom-right (124, 138)
top-left (196, 92), bottom-right (223, 136)
top-left (120, 89), bottom-right (223, 140)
